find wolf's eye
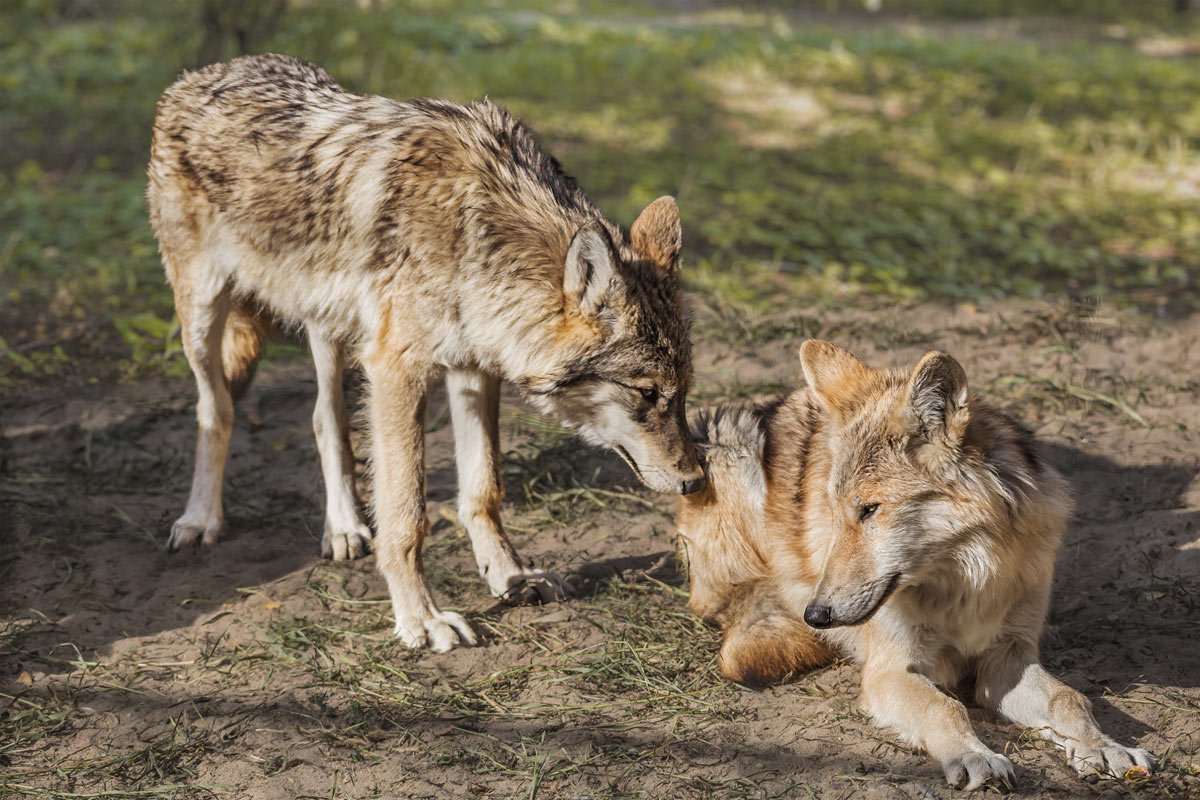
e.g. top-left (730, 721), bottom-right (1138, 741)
top-left (639, 386), bottom-right (660, 405)
top-left (859, 503), bottom-right (879, 521)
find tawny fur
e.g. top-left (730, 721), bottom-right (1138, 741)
top-left (148, 54), bottom-right (704, 652)
top-left (221, 301), bottom-right (277, 399)
top-left (678, 340), bottom-right (1153, 790)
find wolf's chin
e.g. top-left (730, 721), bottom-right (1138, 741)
top-left (613, 444), bottom-right (645, 482)
top-left (834, 572), bottom-right (902, 627)
top-left (853, 572), bottom-right (902, 625)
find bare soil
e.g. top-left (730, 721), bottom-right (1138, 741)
top-left (3, 299), bottom-right (1199, 799)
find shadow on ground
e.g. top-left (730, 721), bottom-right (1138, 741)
top-left (2, 366), bottom-right (1199, 683)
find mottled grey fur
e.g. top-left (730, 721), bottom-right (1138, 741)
top-left (148, 54), bottom-right (703, 651)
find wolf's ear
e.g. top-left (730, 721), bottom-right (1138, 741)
top-left (905, 351), bottom-right (969, 449)
top-left (631, 196), bottom-right (682, 273)
top-left (564, 220), bottom-right (619, 316)
top-left (799, 340), bottom-right (872, 418)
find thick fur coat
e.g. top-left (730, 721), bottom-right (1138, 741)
top-left (148, 54), bottom-right (704, 651)
top-left (678, 340), bottom-right (1153, 790)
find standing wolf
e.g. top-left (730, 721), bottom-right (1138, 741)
top-left (148, 54), bottom-right (704, 652)
top-left (678, 341), bottom-right (1153, 790)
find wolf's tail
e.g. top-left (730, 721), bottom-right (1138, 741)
top-left (222, 301), bottom-right (277, 400)
top-left (717, 581), bottom-right (835, 690)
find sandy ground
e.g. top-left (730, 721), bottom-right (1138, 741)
top-left (2, 299), bottom-right (1199, 799)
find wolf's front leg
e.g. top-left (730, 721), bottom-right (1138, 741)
top-left (446, 368), bottom-right (565, 604)
top-left (861, 662), bottom-right (1015, 790)
top-left (364, 353), bottom-right (476, 652)
top-left (977, 641), bottom-right (1153, 779)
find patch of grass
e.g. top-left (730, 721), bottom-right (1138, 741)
top-left (795, 0), bottom-right (1199, 26)
top-left (1003, 375), bottom-right (1150, 426)
top-left (497, 410), bottom-right (660, 528)
top-left (987, 371), bottom-right (1154, 429)
top-left (4, 0), bottom-right (1200, 386)
top-left (0, 694), bottom-right (77, 768)
top-left (264, 570), bottom-right (730, 726)
top-left (689, 380), bottom-right (791, 405)
top-left (694, 295), bottom-right (933, 349)
top-left (0, 685), bottom-right (221, 799)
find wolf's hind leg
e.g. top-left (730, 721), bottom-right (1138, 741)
top-left (308, 325), bottom-right (372, 561)
top-left (170, 275), bottom-right (234, 551)
top-left (977, 641), bottom-right (1154, 779)
top-left (365, 352), bottom-right (475, 652)
top-left (446, 368), bottom-right (565, 604)
top-left (717, 584), bottom-right (834, 689)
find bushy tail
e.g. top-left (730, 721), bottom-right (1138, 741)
top-left (717, 581), bottom-right (835, 690)
top-left (222, 301), bottom-right (277, 399)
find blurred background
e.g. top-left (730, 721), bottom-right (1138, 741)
top-left (2, 0), bottom-right (1198, 386)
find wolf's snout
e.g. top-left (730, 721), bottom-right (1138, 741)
top-left (803, 603), bottom-right (833, 629)
top-left (679, 475), bottom-right (706, 495)
top-left (807, 573), bottom-right (902, 628)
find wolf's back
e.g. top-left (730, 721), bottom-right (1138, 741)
top-left (148, 54), bottom-right (392, 222)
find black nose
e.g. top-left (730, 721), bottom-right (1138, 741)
top-left (679, 475), bottom-right (706, 495)
top-left (803, 603), bottom-right (833, 629)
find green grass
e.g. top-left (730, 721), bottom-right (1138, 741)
top-left (3, 0), bottom-right (1200, 385)
top-left (793, 0), bottom-right (1199, 26)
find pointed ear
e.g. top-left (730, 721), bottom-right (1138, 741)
top-left (799, 340), bottom-right (873, 419)
top-left (905, 351), bottom-right (970, 448)
top-left (630, 195), bottom-right (681, 273)
top-left (564, 220), bottom-right (619, 316)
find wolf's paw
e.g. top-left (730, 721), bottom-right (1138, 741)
top-left (321, 521), bottom-right (372, 561)
top-left (942, 750), bottom-right (1015, 791)
top-left (168, 516), bottom-right (221, 551)
top-left (1068, 739), bottom-right (1153, 780)
top-left (394, 609), bottom-right (477, 652)
top-left (500, 569), bottom-right (569, 605)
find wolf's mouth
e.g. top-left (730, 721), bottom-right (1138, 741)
top-left (847, 572), bottom-right (902, 626)
top-left (613, 444), bottom-right (644, 482)
top-left (860, 572), bottom-right (901, 622)
top-left (810, 572), bottom-right (902, 629)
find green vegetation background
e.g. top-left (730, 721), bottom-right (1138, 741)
top-left (2, 0), bottom-right (1198, 384)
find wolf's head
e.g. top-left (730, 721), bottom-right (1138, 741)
top-left (783, 340), bottom-right (1049, 629)
top-left (522, 197), bottom-right (704, 495)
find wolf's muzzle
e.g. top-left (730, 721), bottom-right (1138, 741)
top-left (808, 573), bottom-right (902, 629)
top-left (680, 475), bottom-right (706, 495)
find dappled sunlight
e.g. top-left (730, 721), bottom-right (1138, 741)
top-left (699, 61), bottom-right (828, 149)
top-left (509, 102), bottom-right (675, 154)
top-left (4, 2), bottom-right (1200, 795)
top-left (7, 1), bottom-right (1200, 390)
top-left (699, 56), bottom-right (922, 149)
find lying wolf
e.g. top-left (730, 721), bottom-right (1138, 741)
top-left (678, 340), bottom-right (1152, 789)
top-left (148, 53), bottom-right (704, 652)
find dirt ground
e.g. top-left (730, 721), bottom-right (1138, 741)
top-left (3, 299), bottom-right (1200, 799)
